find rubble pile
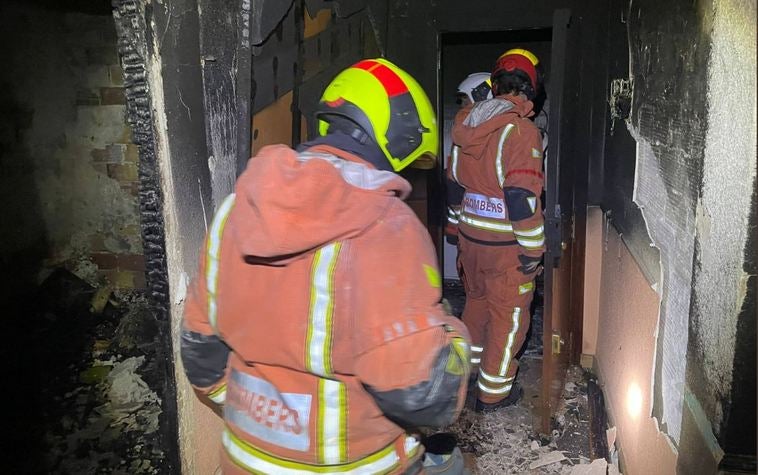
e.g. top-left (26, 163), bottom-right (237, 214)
top-left (442, 279), bottom-right (619, 474)
top-left (445, 366), bottom-right (614, 474)
top-left (18, 270), bottom-right (169, 474)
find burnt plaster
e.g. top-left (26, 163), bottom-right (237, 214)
top-left (624, 0), bottom-right (712, 445)
top-left (613, 0), bottom-right (756, 463)
top-left (687, 0), bottom-right (756, 461)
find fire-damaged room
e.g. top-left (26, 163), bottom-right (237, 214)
top-left (1, 0), bottom-right (755, 474)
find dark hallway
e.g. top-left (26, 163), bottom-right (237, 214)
top-left (2, 0), bottom-right (755, 474)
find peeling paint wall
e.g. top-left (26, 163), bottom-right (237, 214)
top-left (594, 213), bottom-right (678, 475)
top-left (596, 0), bottom-right (756, 465)
top-left (625, 0), bottom-right (713, 444)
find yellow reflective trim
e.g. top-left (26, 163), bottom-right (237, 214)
top-left (479, 368), bottom-right (513, 384)
top-left (208, 384), bottom-right (227, 404)
top-left (514, 224), bottom-right (544, 237)
top-left (459, 214), bottom-right (514, 233)
top-left (495, 124), bottom-right (516, 188)
top-left (515, 234), bottom-right (545, 243)
top-left (499, 307), bottom-right (521, 377)
top-left (446, 337), bottom-right (470, 376)
top-left (451, 145), bottom-right (461, 183)
top-left (518, 282), bottom-right (535, 295)
top-left (223, 429), bottom-right (416, 474)
top-left (517, 237), bottom-right (545, 249)
top-left (477, 380), bottom-right (513, 395)
top-left (317, 379), bottom-right (326, 464)
top-left (318, 379), bottom-right (347, 465)
top-left (423, 264), bottom-right (441, 288)
top-left (306, 243), bottom-right (342, 377)
top-left (339, 383), bottom-right (348, 463)
top-left (206, 194), bottom-right (236, 333)
top-left (531, 147), bottom-right (542, 159)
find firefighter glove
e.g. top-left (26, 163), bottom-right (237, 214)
top-left (517, 254), bottom-right (542, 275)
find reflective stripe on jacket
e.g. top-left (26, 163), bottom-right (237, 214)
top-left (182, 144), bottom-right (470, 474)
top-left (449, 95), bottom-right (545, 254)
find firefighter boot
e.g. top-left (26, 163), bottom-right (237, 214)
top-left (474, 382), bottom-right (523, 412)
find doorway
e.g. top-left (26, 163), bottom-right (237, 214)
top-left (435, 13), bottom-right (583, 437)
top-left (437, 28), bottom-right (552, 280)
top-left (436, 29), bottom-right (554, 425)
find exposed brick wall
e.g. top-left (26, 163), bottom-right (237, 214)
top-left (67, 12), bottom-right (145, 290)
top-left (0, 4), bottom-right (145, 291)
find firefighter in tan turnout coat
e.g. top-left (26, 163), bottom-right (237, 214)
top-left (181, 58), bottom-right (471, 474)
top-left (447, 49), bottom-right (545, 412)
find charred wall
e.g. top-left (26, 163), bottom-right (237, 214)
top-left (112, 0), bottom-right (390, 471)
top-left (600, 0), bottom-right (756, 468)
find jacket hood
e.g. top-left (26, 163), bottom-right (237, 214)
top-left (451, 95), bottom-right (534, 160)
top-left (227, 144), bottom-right (411, 262)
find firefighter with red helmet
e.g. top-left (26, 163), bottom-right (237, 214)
top-left (448, 49), bottom-right (545, 411)
top-left (181, 58), bottom-right (471, 474)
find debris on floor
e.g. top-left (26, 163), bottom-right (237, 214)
top-left (569, 458), bottom-right (608, 475)
top-left (441, 279), bottom-right (617, 474)
top-left (530, 451), bottom-right (568, 470)
top-left (443, 366), bottom-right (598, 474)
top-left (11, 269), bottom-right (170, 473)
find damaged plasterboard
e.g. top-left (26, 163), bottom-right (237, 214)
top-left (628, 124), bottom-right (694, 444)
top-left (624, 0), bottom-right (757, 448)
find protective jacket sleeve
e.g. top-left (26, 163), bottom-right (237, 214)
top-left (501, 122), bottom-right (545, 257)
top-left (445, 151), bottom-right (465, 244)
top-left (180, 245), bottom-right (231, 405)
top-left (353, 208), bottom-right (471, 429)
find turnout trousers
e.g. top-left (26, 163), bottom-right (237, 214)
top-left (457, 236), bottom-right (536, 404)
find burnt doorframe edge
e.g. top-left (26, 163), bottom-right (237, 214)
top-left (112, 1), bottom-right (181, 472)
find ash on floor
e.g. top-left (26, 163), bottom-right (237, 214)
top-left (8, 270), bottom-right (174, 474)
top-left (442, 279), bottom-right (607, 475)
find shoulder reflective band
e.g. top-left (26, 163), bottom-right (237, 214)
top-left (207, 193), bottom-right (236, 333)
top-left (496, 123), bottom-right (516, 188)
top-left (306, 242), bottom-right (342, 377)
top-left (222, 429), bottom-right (420, 474)
top-left (450, 145), bottom-right (461, 183)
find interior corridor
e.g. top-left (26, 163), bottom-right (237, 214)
top-left (1, 0), bottom-right (755, 474)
